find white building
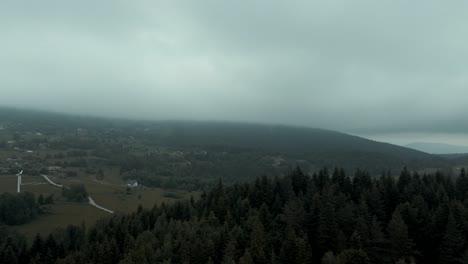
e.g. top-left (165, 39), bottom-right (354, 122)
top-left (126, 180), bottom-right (138, 188)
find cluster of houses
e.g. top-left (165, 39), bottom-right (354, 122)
top-left (0, 157), bottom-right (22, 175)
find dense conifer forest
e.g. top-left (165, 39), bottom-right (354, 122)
top-left (3, 0), bottom-right (468, 263)
top-left (1, 167), bottom-right (468, 263)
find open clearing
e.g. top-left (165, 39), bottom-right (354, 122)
top-left (17, 202), bottom-right (109, 238)
top-left (0, 174), bottom-right (198, 239)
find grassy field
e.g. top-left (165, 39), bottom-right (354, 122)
top-left (0, 173), bottom-right (198, 240)
top-left (58, 174), bottom-right (197, 213)
top-left (0, 132), bottom-right (199, 240)
top-left (17, 202), bottom-right (109, 239)
top-left (0, 175), bottom-right (17, 193)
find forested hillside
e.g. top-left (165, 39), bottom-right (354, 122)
top-left (0, 107), bottom-right (455, 191)
top-left (406, 143), bottom-right (468, 155)
top-left (140, 121), bottom-right (448, 170)
top-left (2, 167), bottom-right (468, 263)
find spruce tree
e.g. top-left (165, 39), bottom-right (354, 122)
top-left (387, 209), bottom-right (414, 261)
top-left (439, 213), bottom-right (465, 264)
top-left (239, 249), bottom-right (254, 264)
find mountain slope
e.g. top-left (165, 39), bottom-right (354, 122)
top-left (143, 121), bottom-right (448, 173)
top-left (406, 142), bottom-right (468, 154)
top-left (0, 107), bottom-right (449, 177)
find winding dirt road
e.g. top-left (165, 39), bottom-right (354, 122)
top-left (40, 174), bottom-right (64, 188)
top-left (40, 174), bottom-right (114, 214)
top-left (88, 196), bottom-right (114, 214)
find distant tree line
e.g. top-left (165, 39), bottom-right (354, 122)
top-left (62, 184), bottom-right (88, 203)
top-left (1, 167), bottom-right (468, 263)
top-left (37, 194), bottom-right (54, 205)
top-left (0, 192), bottom-right (42, 225)
top-left (117, 151), bottom-right (282, 191)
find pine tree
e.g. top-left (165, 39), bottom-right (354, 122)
top-left (30, 233), bottom-right (44, 260)
top-left (382, 175), bottom-right (400, 218)
top-left (291, 166), bottom-right (308, 195)
top-left (44, 194), bottom-right (54, 204)
top-left (316, 202), bottom-right (338, 254)
top-left (44, 234), bottom-right (59, 263)
top-left (398, 167), bottom-right (412, 192)
top-left (294, 234), bottom-right (313, 264)
top-left (222, 240), bottom-right (237, 264)
top-left (387, 209), bottom-right (414, 261)
top-left (279, 228), bottom-right (298, 263)
top-left (337, 249), bottom-right (370, 264)
top-left (321, 251), bottom-right (338, 264)
top-left (281, 197), bottom-right (305, 229)
top-left (366, 216), bottom-right (389, 263)
top-left (367, 182), bottom-right (385, 221)
top-left (1, 246), bottom-right (18, 264)
top-left (456, 168), bottom-right (468, 202)
top-left (239, 249), bottom-right (254, 264)
top-left (439, 213), bottom-right (465, 264)
top-left (462, 248), bottom-right (468, 264)
top-left (38, 194), bottom-right (45, 205)
top-left (249, 218), bottom-right (267, 263)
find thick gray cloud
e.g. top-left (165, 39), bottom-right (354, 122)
top-left (1, 0), bottom-right (468, 142)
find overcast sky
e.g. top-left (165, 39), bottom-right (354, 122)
top-left (1, 1), bottom-right (468, 145)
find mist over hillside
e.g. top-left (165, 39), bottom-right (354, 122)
top-left (3, 1), bottom-right (468, 262)
top-left (406, 142), bottom-right (468, 154)
top-left (0, 107), bottom-right (452, 178)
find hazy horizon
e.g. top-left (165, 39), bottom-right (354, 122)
top-left (3, 105), bottom-right (468, 149)
top-left (2, 1), bottom-right (468, 145)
